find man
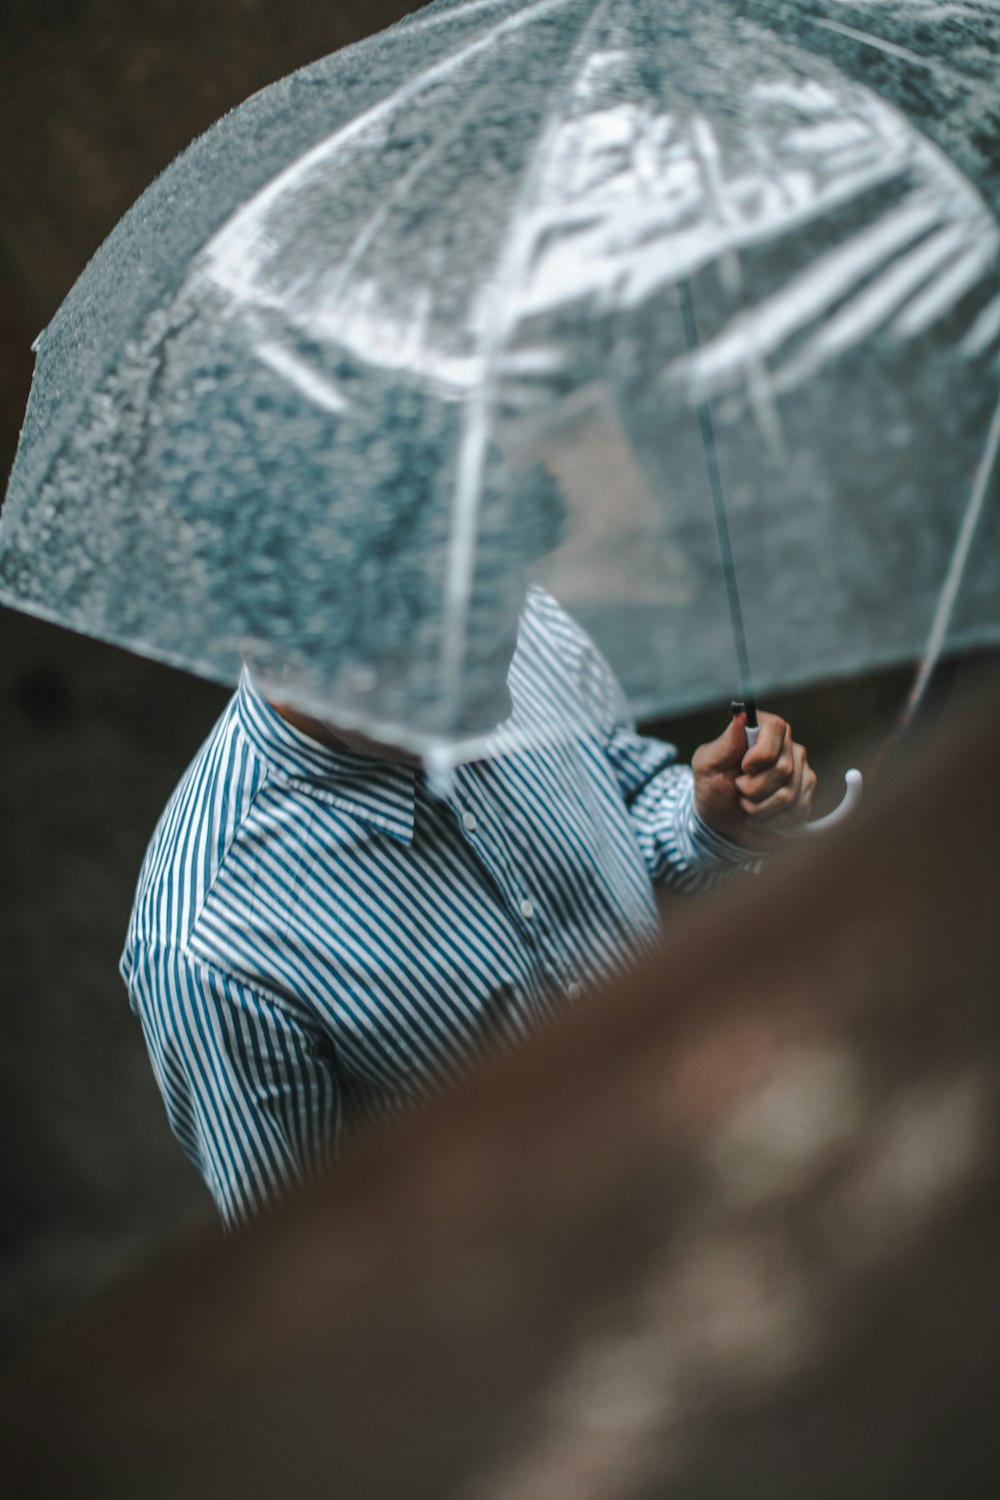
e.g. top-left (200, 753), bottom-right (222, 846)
top-left (121, 586), bottom-right (815, 1226)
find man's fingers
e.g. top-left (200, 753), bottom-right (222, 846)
top-left (740, 740), bottom-right (804, 820)
top-left (693, 709), bottom-right (817, 847)
top-left (735, 749), bottom-right (795, 803)
top-left (695, 711), bottom-right (791, 781)
top-left (693, 712), bottom-right (750, 776)
top-left (736, 721), bottom-right (794, 803)
top-left (739, 743), bottom-right (816, 824)
top-left (741, 712), bottom-right (789, 771)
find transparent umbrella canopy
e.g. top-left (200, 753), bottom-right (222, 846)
top-left (1, 0), bottom-right (998, 768)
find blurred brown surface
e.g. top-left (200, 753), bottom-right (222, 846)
top-left (3, 678), bottom-right (998, 1500)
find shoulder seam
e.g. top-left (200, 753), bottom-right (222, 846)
top-left (127, 732), bottom-right (274, 953)
top-left (126, 932), bottom-right (301, 1017)
top-left (187, 770), bottom-right (273, 936)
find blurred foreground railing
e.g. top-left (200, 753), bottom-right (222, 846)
top-left (3, 678), bottom-right (999, 1500)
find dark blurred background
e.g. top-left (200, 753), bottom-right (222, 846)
top-left (0, 0), bottom-right (985, 1363)
top-left (0, 0), bottom-right (428, 1360)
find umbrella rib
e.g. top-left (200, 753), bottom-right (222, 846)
top-left (199, 0), bottom-right (578, 303)
top-left (440, 0), bottom-right (613, 717)
top-left (400, 0), bottom-right (525, 39)
top-left (321, 70), bottom-right (500, 322)
top-left (814, 18), bottom-right (969, 90)
top-left (766, 223), bottom-right (995, 397)
top-left (962, 291), bottom-right (1000, 359)
top-left (900, 385), bottom-right (1000, 734)
top-left (670, 197), bottom-right (966, 392)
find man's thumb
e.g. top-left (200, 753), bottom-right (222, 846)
top-left (697, 712), bottom-right (748, 774)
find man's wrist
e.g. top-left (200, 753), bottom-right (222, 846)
top-left (684, 776), bottom-right (766, 871)
top-left (692, 809), bottom-right (767, 870)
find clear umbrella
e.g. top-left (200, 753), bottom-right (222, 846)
top-left (1, 0), bottom-right (997, 773)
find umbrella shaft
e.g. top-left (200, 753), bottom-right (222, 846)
top-left (678, 279), bottom-right (756, 717)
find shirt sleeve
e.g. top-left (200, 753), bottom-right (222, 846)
top-left (124, 940), bottom-right (342, 1228)
top-left (602, 718), bottom-right (763, 894)
top-left (528, 588), bottom-right (760, 895)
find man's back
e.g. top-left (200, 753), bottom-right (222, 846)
top-left (122, 589), bottom-right (748, 1223)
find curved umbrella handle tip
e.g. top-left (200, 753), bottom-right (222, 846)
top-left (782, 767), bottom-right (863, 838)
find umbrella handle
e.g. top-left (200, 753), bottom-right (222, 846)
top-left (743, 722), bottom-right (863, 837)
top-left (781, 767), bottom-right (864, 837)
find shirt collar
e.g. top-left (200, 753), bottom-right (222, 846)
top-left (236, 671), bottom-right (416, 844)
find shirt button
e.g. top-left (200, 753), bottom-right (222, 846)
top-left (462, 810), bottom-right (478, 833)
top-left (567, 981), bottom-right (583, 999)
top-left (519, 898), bottom-right (535, 920)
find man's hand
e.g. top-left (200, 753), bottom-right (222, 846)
top-left (692, 710), bottom-right (817, 852)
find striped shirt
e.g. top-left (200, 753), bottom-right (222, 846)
top-left (121, 589), bottom-right (754, 1225)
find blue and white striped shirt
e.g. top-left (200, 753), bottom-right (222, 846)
top-left (122, 589), bottom-right (753, 1225)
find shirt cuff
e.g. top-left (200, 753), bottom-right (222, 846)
top-left (681, 775), bottom-right (766, 874)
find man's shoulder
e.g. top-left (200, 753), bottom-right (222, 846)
top-left (124, 692), bottom-right (271, 961)
top-left (518, 586), bottom-right (629, 730)
top-left (122, 685), bottom-right (407, 983)
top-left (523, 585), bottom-right (590, 652)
